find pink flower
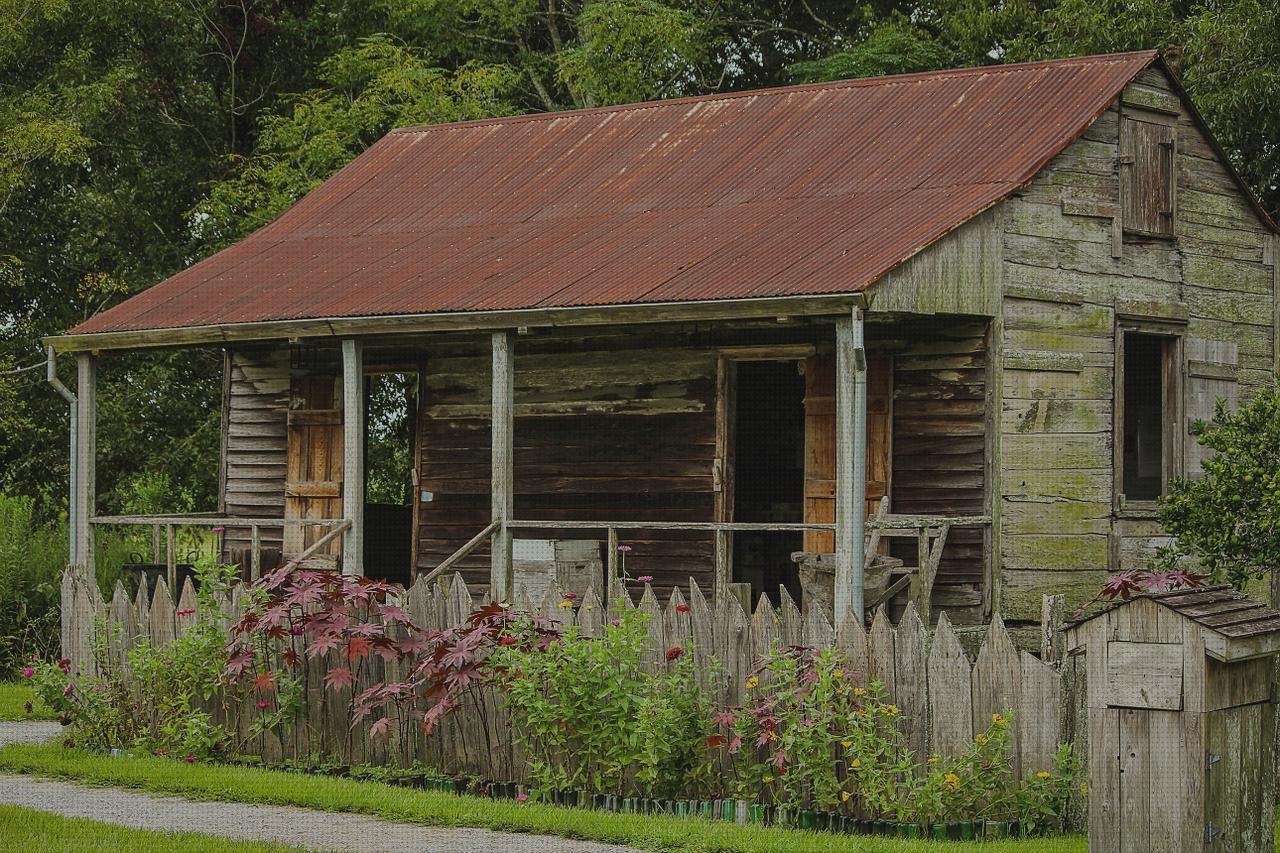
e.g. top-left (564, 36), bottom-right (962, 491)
top-left (637, 575), bottom-right (653, 583)
top-left (609, 619), bottom-right (620, 627)
top-left (665, 646), bottom-right (684, 662)
top-left (616, 545), bottom-right (632, 553)
top-left (21, 667), bottom-right (33, 679)
top-left (562, 592), bottom-right (578, 601)
top-left (256, 699), bottom-right (271, 710)
top-left (57, 658), bottom-right (71, 674)
top-left (183, 755), bottom-right (198, 763)
top-left (62, 683), bottom-right (74, 697)
top-left (498, 635), bottom-right (518, 646)
top-left (212, 527), bottom-right (225, 533)
top-left (176, 608), bottom-right (195, 617)
top-left (516, 792), bottom-right (529, 802)
top-left (675, 604), bottom-right (690, 614)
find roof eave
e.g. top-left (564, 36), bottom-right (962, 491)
top-left (45, 291), bottom-right (870, 353)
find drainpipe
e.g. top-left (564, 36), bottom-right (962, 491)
top-left (46, 345), bottom-right (78, 565)
top-left (850, 308), bottom-right (869, 623)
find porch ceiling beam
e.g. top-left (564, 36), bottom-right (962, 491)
top-left (341, 338), bottom-right (364, 577)
top-left (491, 330), bottom-right (514, 602)
top-left (43, 294), bottom-right (867, 354)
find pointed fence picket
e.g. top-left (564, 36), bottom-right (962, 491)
top-left (59, 563), bottom-right (1080, 782)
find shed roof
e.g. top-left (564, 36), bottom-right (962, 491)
top-left (1068, 585), bottom-right (1280, 641)
top-left (68, 51), bottom-right (1165, 343)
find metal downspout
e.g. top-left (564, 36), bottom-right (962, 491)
top-left (46, 346), bottom-right (78, 565)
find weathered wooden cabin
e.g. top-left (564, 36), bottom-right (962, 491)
top-left (48, 51), bottom-right (1279, 629)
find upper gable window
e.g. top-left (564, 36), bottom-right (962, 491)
top-left (1120, 113), bottom-right (1177, 238)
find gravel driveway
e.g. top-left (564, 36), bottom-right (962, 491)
top-left (0, 722), bottom-right (635, 853)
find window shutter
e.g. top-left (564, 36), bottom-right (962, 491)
top-left (1121, 116), bottom-right (1176, 237)
top-left (1183, 339), bottom-right (1238, 478)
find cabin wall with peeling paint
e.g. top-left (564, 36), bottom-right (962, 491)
top-left (996, 65), bottom-right (1278, 620)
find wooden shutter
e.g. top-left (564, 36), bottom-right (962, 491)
top-left (1183, 339), bottom-right (1238, 478)
top-left (284, 374), bottom-right (344, 563)
top-left (1121, 115), bottom-right (1176, 238)
top-left (803, 354), bottom-right (892, 552)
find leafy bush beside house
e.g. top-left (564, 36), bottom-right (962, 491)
top-left (1159, 386), bottom-right (1280, 595)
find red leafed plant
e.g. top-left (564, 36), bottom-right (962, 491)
top-left (224, 565), bottom-right (560, 765)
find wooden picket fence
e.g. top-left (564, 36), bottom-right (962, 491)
top-left (60, 564), bottom-right (1084, 783)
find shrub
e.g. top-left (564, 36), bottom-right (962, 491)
top-left (491, 604), bottom-right (717, 799)
top-left (1159, 386), bottom-right (1280, 589)
top-left (0, 493), bottom-right (67, 672)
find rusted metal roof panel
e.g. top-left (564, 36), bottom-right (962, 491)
top-left (72, 52), bottom-right (1161, 336)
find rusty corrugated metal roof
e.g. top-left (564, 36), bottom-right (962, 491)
top-left (71, 51), bottom-right (1161, 337)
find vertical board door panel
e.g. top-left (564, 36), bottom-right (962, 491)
top-left (1183, 339), bottom-right (1238, 479)
top-left (285, 374), bottom-right (343, 560)
top-left (803, 354), bottom-right (891, 552)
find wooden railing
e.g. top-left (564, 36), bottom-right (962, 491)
top-left (91, 514), bottom-right (350, 585)
top-left (506, 509), bottom-right (991, 620)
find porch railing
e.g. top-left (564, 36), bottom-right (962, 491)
top-left (90, 514), bottom-right (350, 587)
top-left (499, 511), bottom-right (991, 621)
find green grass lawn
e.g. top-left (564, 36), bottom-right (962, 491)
top-left (0, 803), bottom-right (299, 852)
top-left (0, 741), bottom-right (1087, 852)
top-left (0, 682), bottom-right (55, 721)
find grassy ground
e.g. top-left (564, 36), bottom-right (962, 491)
top-left (0, 741), bottom-right (1087, 852)
top-left (0, 682), bottom-right (55, 721)
top-left (0, 803), bottom-right (299, 852)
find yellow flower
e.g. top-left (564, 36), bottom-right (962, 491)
top-left (853, 687), bottom-right (867, 697)
top-left (849, 758), bottom-right (861, 769)
top-left (1036, 771), bottom-right (1052, 780)
top-left (992, 713), bottom-right (1006, 727)
top-left (975, 733), bottom-right (988, 745)
top-left (1079, 783), bottom-right (1089, 797)
top-left (841, 740), bottom-right (853, 749)
top-left (881, 704), bottom-right (900, 716)
top-left (558, 599), bottom-right (574, 609)
top-left (944, 773), bottom-right (960, 791)
top-left (840, 791), bottom-right (852, 802)
top-left (762, 775), bottom-right (774, 784)
top-left (833, 670), bottom-right (844, 679)
top-left (745, 676), bottom-right (759, 689)
top-left (927, 755), bottom-right (939, 765)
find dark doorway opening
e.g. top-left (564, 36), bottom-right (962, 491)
top-left (1122, 333), bottom-right (1168, 502)
top-left (732, 360), bottom-right (806, 604)
top-left (364, 372), bottom-right (417, 585)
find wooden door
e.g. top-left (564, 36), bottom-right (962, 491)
top-left (284, 374), bottom-right (344, 563)
top-left (802, 354), bottom-right (891, 552)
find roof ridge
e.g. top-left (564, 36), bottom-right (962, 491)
top-left (389, 50), bottom-right (1158, 137)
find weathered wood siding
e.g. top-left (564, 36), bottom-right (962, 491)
top-left (997, 66), bottom-right (1278, 620)
top-left (879, 318), bottom-right (989, 621)
top-left (222, 348), bottom-right (290, 563)
top-left (416, 330), bottom-right (735, 592)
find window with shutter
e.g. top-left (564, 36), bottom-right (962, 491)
top-left (1120, 114), bottom-right (1177, 238)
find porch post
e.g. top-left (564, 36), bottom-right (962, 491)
top-left (834, 308), bottom-right (868, 625)
top-left (490, 331), bottom-right (514, 602)
top-left (341, 338), bottom-right (364, 576)
top-left (74, 353), bottom-right (96, 573)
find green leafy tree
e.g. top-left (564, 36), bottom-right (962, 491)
top-left (1159, 387), bottom-right (1280, 590)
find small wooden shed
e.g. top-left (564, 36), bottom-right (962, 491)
top-left (1066, 586), bottom-right (1280, 852)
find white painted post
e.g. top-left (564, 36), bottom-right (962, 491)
top-left (834, 308), bottom-right (868, 626)
top-left (341, 338), bottom-right (364, 577)
top-left (74, 353), bottom-right (96, 573)
top-left (491, 331), bottom-right (514, 602)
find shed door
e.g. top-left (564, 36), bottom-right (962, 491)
top-left (284, 374), bottom-right (343, 564)
top-left (802, 354), bottom-right (892, 552)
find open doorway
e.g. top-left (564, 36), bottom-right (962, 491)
top-left (364, 372), bottom-right (418, 585)
top-left (732, 360), bottom-right (806, 604)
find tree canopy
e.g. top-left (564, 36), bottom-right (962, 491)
top-left (2, 0), bottom-right (1277, 515)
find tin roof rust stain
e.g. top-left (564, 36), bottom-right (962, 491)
top-left (73, 52), bottom-right (1161, 336)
